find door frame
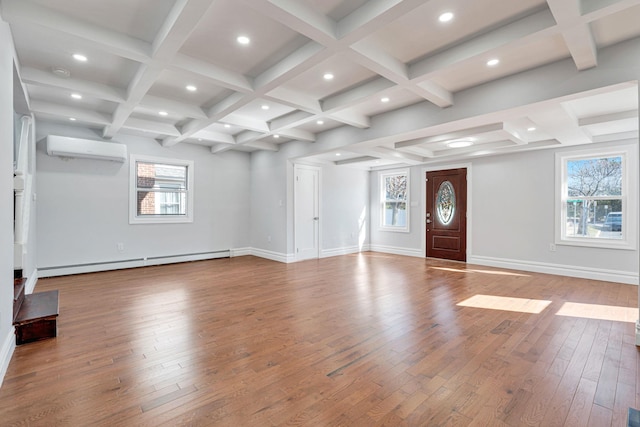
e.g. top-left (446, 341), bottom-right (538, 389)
top-left (421, 163), bottom-right (472, 259)
top-left (293, 163), bottom-right (322, 261)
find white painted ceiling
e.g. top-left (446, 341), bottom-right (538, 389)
top-left (2, 0), bottom-right (639, 169)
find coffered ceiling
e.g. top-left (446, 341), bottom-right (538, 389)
top-left (2, 0), bottom-right (639, 168)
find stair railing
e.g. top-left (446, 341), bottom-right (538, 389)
top-left (14, 115), bottom-right (33, 269)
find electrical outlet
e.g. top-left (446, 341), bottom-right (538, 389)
top-left (117, 242), bottom-right (124, 252)
top-left (267, 235), bottom-right (271, 242)
top-left (549, 243), bottom-right (556, 252)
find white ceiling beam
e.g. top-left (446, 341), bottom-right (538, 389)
top-left (235, 130), bottom-right (268, 145)
top-left (223, 115), bottom-right (270, 133)
top-left (171, 54), bottom-right (253, 93)
top-left (395, 145), bottom-right (435, 158)
top-left (191, 130), bottom-right (236, 145)
top-left (151, 0), bottom-right (215, 57)
top-left (323, 78), bottom-right (395, 111)
top-left (269, 110), bottom-right (316, 130)
top-left (244, 0), bottom-right (336, 45)
top-left (243, 140), bottom-right (280, 152)
top-left (104, 63), bottom-right (164, 138)
top-left (211, 143), bottom-right (234, 154)
top-left (578, 109), bottom-right (638, 127)
top-left (410, 9), bottom-right (556, 79)
top-left (20, 67), bottom-right (125, 103)
top-left (367, 146), bottom-right (425, 165)
top-left (276, 128), bottom-right (315, 142)
top-left (30, 100), bottom-right (111, 125)
top-left (351, 40), bottom-right (408, 80)
top-left (0, 0), bottom-right (150, 62)
top-left (412, 81), bottom-right (453, 108)
top-left (253, 41), bottom-right (328, 91)
top-left (547, 0), bottom-right (597, 70)
top-left (327, 110), bottom-right (370, 129)
top-left (337, 0), bottom-right (427, 42)
top-left (502, 123), bottom-right (528, 145)
top-left (140, 94), bottom-right (207, 120)
top-left (395, 123), bottom-right (504, 149)
top-left (592, 130), bottom-right (639, 143)
top-left (104, 0), bottom-right (213, 139)
top-left (265, 87), bottom-right (322, 113)
top-left (122, 117), bottom-right (181, 137)
top-left (335, 156), bottom-right (379, 166)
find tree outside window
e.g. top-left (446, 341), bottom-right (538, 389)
top-left (380, 170), bottom-right (409, 231)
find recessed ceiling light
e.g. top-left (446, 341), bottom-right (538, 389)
top-left (447, 139), bottom-right (473, 148)
top-left (487, 58), bottom-right (500, 67)
top-left (335, 153), bottom-right (341, 156)
top-left (261, 105), bottom-right (269, 110)
top-left (69, 117), bottom-right (76, 121)
top-left (237, 36), bottom-right (250, 45)
top-left (198, 138), bottom-right (202, 141)
top-left (317, 120), bottom-right (324, 125)
top-left (439, 12), bottom-right (454, 22)
top-left (274, 134), bottom-right (280, 139)
top-left (186, 85), bottom-right (197, 92)
top-left (323, 73), bottom-right (334, 81)
top-left (224, 124), bottom-right (231, 128)
top-left (527, 126), bottom-right (537, 131)
top-left (72, 53), bottom-right (87, 62)
top-left (159, 111), bottom-right (168, 116)
top-left (70, 93), bottom-right (82, 100)
top-left (381, 97), bottom-right (390, 103)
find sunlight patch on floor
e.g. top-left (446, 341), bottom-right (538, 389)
top-left (457, 294), bottom-right (552, 314)
top-left (556, 302), bottom-right (638, 323)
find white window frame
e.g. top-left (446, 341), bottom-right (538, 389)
top-left (129, 155), bottom-right (194, 224)
top-left (379, 169), bottom-right (410, 232)
top-left (555, 144), bottom-right (637, 250)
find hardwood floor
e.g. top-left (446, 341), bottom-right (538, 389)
top-left (0, 253), bottom-right (638, 426)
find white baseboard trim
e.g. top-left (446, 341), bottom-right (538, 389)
top-left (230, 247), bottom-right (252, 257)
top-left (0, 327), bottom-right (16, 388)
top-left (369, 244), bottom-right (423, 258)
top-left (250, 248), bottom-right (295, 263)
top-left (468, 255), bottom-right (639, 285)
top-left (25, 269), bottom-right (37, 294)
top-left (320, 245), bottom-right (369, 258)
top-left (38, 251), bottom-right (231, 278)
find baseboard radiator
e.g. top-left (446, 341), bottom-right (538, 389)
top-left (39, 250), bottom-right (231, 278)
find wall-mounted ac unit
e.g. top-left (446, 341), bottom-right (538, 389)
top-left (46, 135), bottom-right (127, 162)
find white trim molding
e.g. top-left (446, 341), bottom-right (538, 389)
top-left (469, 255), bottom-right (638, 285)
top-left (0, 327), bottom-right (16, 388)
top-left (320, 245), bottom-right (369, 258)
top-left (230, 247), bottom-right (252, 257)
top-left (370, 244), bottom-right (423, 258)
top-left (25, 270), bottom-right (37, 294)
top-left (250, 248), bottom-right (296, 263)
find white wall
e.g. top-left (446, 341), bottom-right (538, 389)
top-left (370, 167), bottom-right (423, 256)
top-left (320, 164), bottom-right (369, 256)
top-left (0, 21), bottom-right (16, 386)
top-left (36, 122), bottom-right (251, 274)
top-left (251, 141), bottom-right (371, 260)
top-left (369, 141), bottom-right (639, 283)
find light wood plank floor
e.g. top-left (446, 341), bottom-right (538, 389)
top-left (1, 253), bottom-right (638, 426)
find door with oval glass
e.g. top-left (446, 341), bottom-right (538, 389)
top-left (426, 168), bottom-right (467, 261)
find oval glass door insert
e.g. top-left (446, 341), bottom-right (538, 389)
top-left (436, 180), bottom-right (455, 225)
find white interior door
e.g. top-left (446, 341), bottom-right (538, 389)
top-left (295, 165), bottom-right (320, 260)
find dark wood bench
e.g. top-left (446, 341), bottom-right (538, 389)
top-left (14, 290), bottom-right (59, 345)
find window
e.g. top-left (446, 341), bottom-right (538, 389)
top-left (556, 145), bottom-right (636, 249)
top-left (380, 170), bottom-right (409, 231)
top-left (129, 155), bottom-right (194, 224)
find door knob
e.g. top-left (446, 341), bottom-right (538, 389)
top-left (426, 219), bottom-right (432, 224)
